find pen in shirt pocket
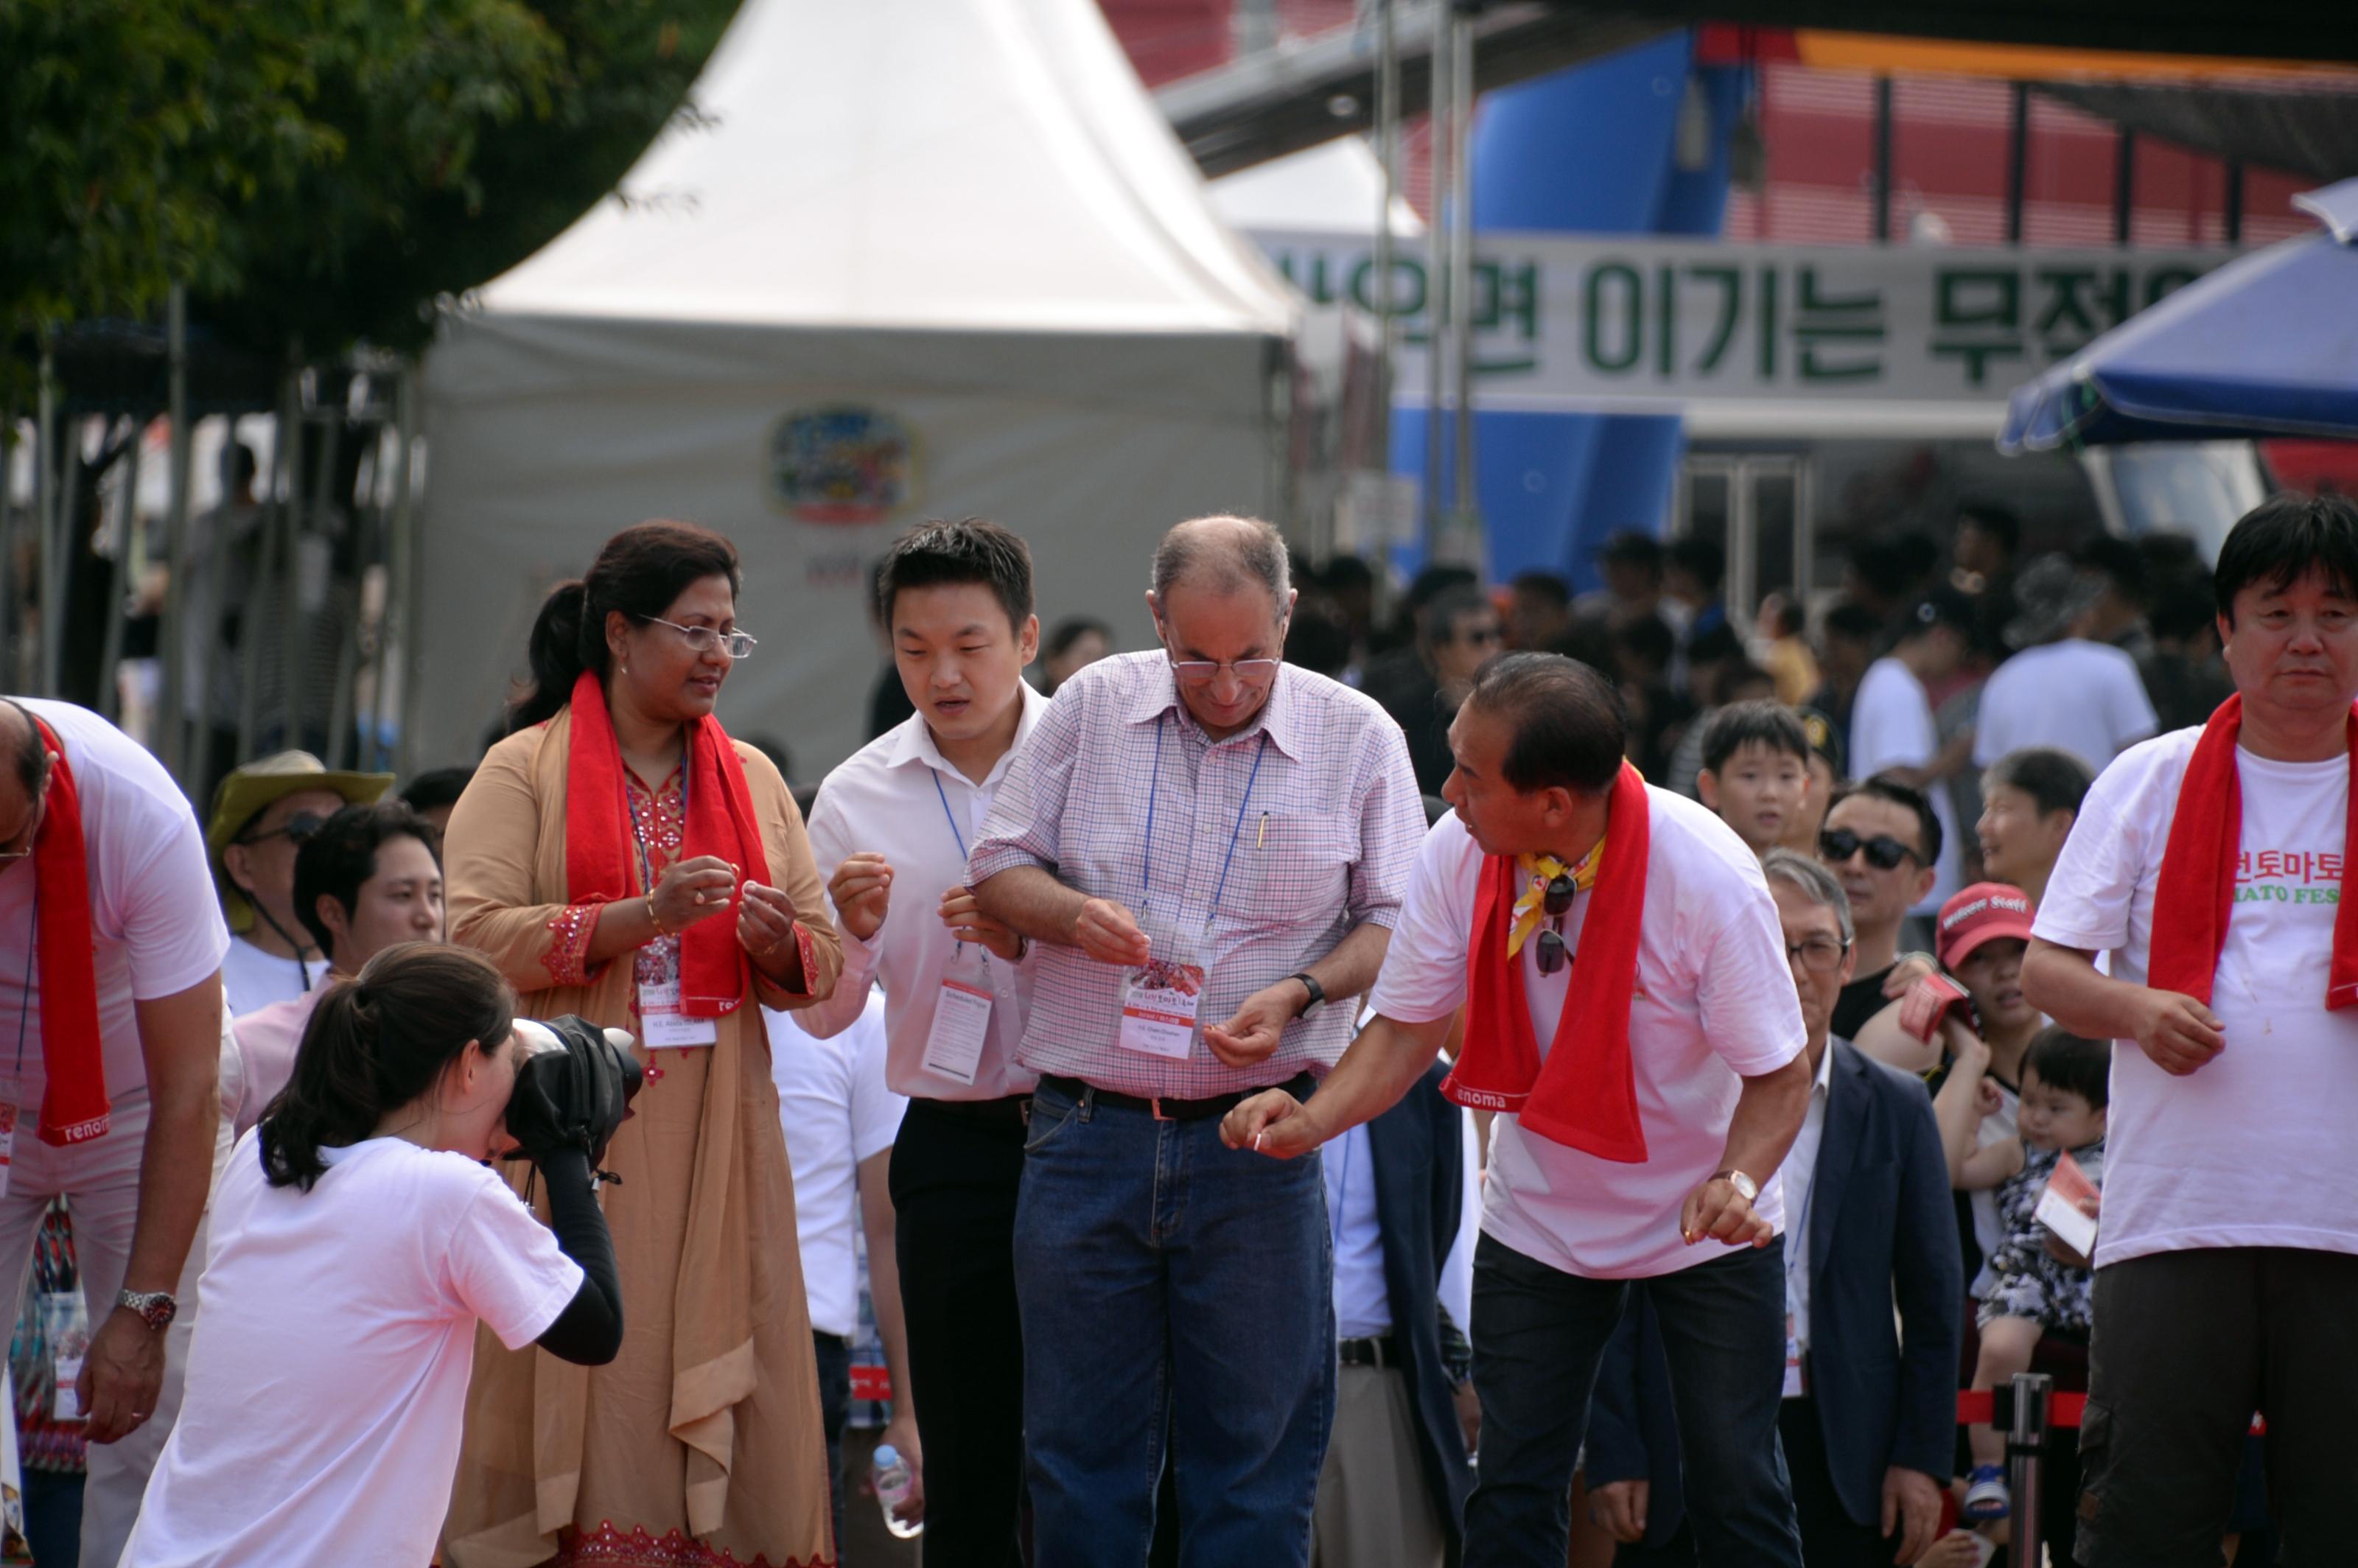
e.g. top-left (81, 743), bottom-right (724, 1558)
top-left (1257, 811), bottom-right (1268, 850)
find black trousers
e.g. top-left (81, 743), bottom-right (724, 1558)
top-left (1777, 1399), bottom-right (1903, 1568)
top-left (813, 1329), bottom-right (851, 1555)
top-left (889, 1096), bottom-right (1029, 1568)
top-left (2079, 1247), bottom-right (2358, 1568)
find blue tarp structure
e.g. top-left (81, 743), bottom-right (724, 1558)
top-left (2001, 178), bottom-right (2358, 452)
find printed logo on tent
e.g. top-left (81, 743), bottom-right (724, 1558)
top-left (766, 405), bottom-right (917, 525)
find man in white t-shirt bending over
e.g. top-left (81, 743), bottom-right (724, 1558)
top-left (1226, 653), bottom-right (1813, 1568)
top-left (0, 697), bottom-right (229, 1568)
top-left (2024, 494), bottom-right (2358, 1567)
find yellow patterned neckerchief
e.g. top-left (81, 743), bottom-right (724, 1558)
top-left (1507, 838), bottom-right (1605, 957)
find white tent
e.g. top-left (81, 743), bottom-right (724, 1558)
top-left (1209, 136), bottom-right (1425, 237)
top-left (412, 0), bottom-right (1300, 774)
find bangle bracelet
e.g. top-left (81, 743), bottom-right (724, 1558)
top-left (646, 894), bottom-right (669, 938)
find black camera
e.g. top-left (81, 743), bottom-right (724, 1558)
top-left (504, 1015), bottom-right (645, 1175)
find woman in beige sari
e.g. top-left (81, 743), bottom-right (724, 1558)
top-left (441, 521), bottom-right (840, 1567)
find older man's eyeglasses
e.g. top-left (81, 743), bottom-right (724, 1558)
top-left (640, 617), bottom-right (758, 659)
top-left (1533, 872), bottom-right (1576, 976)
top-left (1786, 935), bottom-right (1850, 975)
top-left (1819, 827), bottom-right (1922, 872)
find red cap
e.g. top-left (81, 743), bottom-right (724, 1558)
top-left (1937, 883), bottom-right (2037, 969)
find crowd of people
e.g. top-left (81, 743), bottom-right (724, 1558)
top-left (0, 486), bottom-right (2345, 1568)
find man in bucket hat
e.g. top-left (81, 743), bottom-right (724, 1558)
top-left (206, 752), bottom-right (390, 1015)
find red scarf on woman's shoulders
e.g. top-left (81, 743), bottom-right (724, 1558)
top-left (563, 672), bottom-right (772, 1015)
top-left (2149, 693), bottom-right (2358, 1010)
top-left (1441, 763), bottom-right (1651, 1162)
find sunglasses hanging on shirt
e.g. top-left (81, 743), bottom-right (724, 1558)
top-left (1534, 872), bottom-right (1575, 976)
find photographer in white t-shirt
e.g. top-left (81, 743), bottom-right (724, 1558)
top-left (121, 945), bottom-right (628, 1568)
top-left (2023, 494), bottom-right (2358, 1567)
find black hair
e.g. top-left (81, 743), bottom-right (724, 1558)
top-left (1984, 746), bottom-right (2095, 822)
top-left (2151, 570), bottom-right (2220, 643)
top-left (1283, 603), bottom-right (1352, 678)
top-left (1, 701), bottom-right (43, 802)
top-left (2025, 1027), bottom-right (2111, 1110)
top-left (1424, 584), bottom-right (1496, 645)
top-left (259, 944), bottom-right (515, 1191)
top-left (397, 766), bottom-right (474, 816)
top-left (1957, 501), bottom-right (2023, 556)
top-left (1613, 615), bottom-right (1676, 673)
top-left (1700, 700), bottom-right (1810, 774)
top-left (1766, 597), bottom-right (1807, 639)
top-left (1668, 536), bottom-right (1725, 593)
top-left (1847, 537), bottom-right (1920, 603)
top-left (1711, 660), bottom-right (1777, 707)
top-left (294, 802), bottom-right (443, 957)
top-left (877, 517), bottom-right (1036, 634)
top-left (1404, 563), bottom-right (1480, 613)
top-left (1687, 622), bottom-right (1745, 668)
top-left (1046, 616), bottom-right (1110, 661)
top-left (510, 521), bottom-right (743, 729)
top-left (1599, 531), bottom-right (1663, 572)
top-left (1320, 556), bottom-right (1376, 593)
top-left (2213, 493), bottom-right (2358, 626)
top-left (1509, 569), bottom-right (1571, 609)
top-left (1822, 601), bottom-right (1883, 644)
top-left (2077, 535), bottom-right (2152, 604)
top-left (1833, 773), bottom-right (1944, 868)
top-left (1463, 652), bottom-right (1627, 796)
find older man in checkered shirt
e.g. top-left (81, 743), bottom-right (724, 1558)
top-left (970, 515), bottom-right (1422, 1566)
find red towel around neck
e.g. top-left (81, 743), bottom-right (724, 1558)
top-left (27, 718), bottom-right (109, 1146)
top-left (1441, 761), bottom-right (1651, 1161)
top-left (564, 671), bottom-right (774, 1015)
top-left (2149, 693), bottom-right (2358, 1011)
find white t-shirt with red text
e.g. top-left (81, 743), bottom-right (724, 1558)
top-left (2033, 728), bottom-right (2358, 1266)
top-left (122, 1134), bottom-right (582, 1567)
top-left (1368, 793), bottom-right (1806, 1280)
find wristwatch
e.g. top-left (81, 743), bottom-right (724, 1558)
top-left (1712, 1169), bottom-right (1760, 1204)
top-left (117, 1289), bottom-right (178, 1331)
top-left (1288, 972), bottom-right (1326, 1019)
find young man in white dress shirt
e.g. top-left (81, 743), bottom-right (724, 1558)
top-left (1227, 652), bottom-right (1813, 1568)
top-left (800, 518), bottom-right (1046, 1567)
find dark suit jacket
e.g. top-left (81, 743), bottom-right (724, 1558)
top-left (1586, 1040), bottom-right (1962, 1530)
top-left (1363, 1063), bottom-right (1475, 1555)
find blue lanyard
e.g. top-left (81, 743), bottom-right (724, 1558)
top-left (930, 769), bottom-right (967, 860)
top-left (1138, 715), bottom-right (1270, 919)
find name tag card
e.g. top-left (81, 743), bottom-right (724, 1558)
top-left (637, 981), bottom-right (718, 1049)
top-left (1119, 959), bottom-right (1205, 1060)
top-left (923, 973), bottom-right (993, 1084)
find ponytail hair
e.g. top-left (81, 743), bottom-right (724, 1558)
top-left (508, 521), bottom-right (744, 731)
top-left (259, 943), bottom-right (517, 1191)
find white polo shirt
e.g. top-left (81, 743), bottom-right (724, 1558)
top-left (1368, 794), bottom-right (1806, 1280)
top-left (802, 685), bottom-right (1047, 1101)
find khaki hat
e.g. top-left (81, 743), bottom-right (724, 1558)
top-left (208, 752), bottom-right (393, 932)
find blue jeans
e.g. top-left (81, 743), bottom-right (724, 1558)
top-left (1468, 1233), bottom-right (1801, 1568)
top-left (1015, 1080), bottom-right (1334, 1567)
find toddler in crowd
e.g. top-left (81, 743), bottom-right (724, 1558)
top-left (1694, 699), bottom-right (1811, 858)
top-left (1956, 1026), bottom-right (2110, 1523)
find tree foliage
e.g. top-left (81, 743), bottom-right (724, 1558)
top-left (4, 0), bottom-right (741, 368)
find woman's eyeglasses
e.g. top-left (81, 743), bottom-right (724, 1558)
top-left (641, 617), bottom-right (758, 659)
top-left (1534, 872), bottom-right (1575, 976)
top-left (1818, 827), bottom-right (1923, 872)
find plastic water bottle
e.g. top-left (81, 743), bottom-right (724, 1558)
top-left (872, 1443), bottom-right (923, 1540)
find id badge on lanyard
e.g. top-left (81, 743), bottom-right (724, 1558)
top-left (923, 945), bottom-right (995, 1084)
top-left (1115, 724), bottom-right (1262, 1061)
top-left (632, 771), bottom-right (719, 1049)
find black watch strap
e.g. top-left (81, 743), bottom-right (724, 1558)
top-left (1289, 972), bottom-right (1326, 1018)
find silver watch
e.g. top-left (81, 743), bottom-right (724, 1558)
top-left (117, 1289), bottom-right (178, 1331)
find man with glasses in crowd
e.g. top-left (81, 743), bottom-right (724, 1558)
top-left (0, 697), bottom-right (231, 1565)
top-left (1374, 583), bottom-right (1506, 795)
top-left (969, 514), bottom-right (1422, 1565)
top-left (1819, 776), bottom-right (1944, 1041)
top-left (1225, 652), bottom-right (1812, 1568)
top-left (204, 751), bottom-right (390, 1014)
top-left (1588, 852), bottom-right (1962, 1568)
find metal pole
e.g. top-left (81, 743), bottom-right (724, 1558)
top-left (370, 368), bottom-right (418, 771)
top-left (1422, 0), bottom-right (1452, 548)
top-left (289, 392), bottom-right (340, 755)
top-left (1871, 76), bottom-right (1894, 242)
top-left (1447, 1), bottom-right (1477, 537)
top-left (2004, 83), bottom-right (2029, 245)
top-left (160, 283), bottom-right (194, 782)
top-left (241, 372), bottom-right (298, 760)
top-left (1371, 0), bottom-right (1400, 472)
top-left (2114, 129), bottom-right (2136, 248)
top-left (2007, 1371), bottom-right (2052, 1568)
top-left (97, 416), bottom-right (141, 721)
top-left (2224, 158), bottom-right (2245, 245)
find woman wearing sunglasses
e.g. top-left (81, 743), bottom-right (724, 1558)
top-left (439, 521), bottom-right (842, 1568)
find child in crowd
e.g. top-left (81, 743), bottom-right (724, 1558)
top-left (1956, 1026), bottom-right (2111, 1523)
top-left (1694, 699), bottom-right (1811, 858)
